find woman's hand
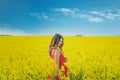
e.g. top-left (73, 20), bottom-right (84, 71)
top-left (64, 57), bottom-right (68, 62)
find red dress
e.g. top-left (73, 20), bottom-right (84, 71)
top-left (48, 48), bottom-right (68, 80)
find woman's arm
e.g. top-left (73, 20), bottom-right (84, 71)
top-left (64, 57), bottom-right (68, 62)
top-left (54, 49), bottom-right (60, 74)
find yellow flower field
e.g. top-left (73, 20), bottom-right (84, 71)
top-left (0, 36), bottom-right (120, 80)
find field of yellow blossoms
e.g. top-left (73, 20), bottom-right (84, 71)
top-left (0, 36), bottom-right (120, 80)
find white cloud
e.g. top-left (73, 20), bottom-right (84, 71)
top-left (91, 9), bottom-right (120, 20)
top-left (114, 14), bottom-right (120, 17)
top-left (105, 9), bottom-right (112, 12)
top-left (88, 17), bottom-right (103, 22)
top-left (0, 24), bottom-right (31, 36)
top-left (29, 12), bottom-right (48, 19)
top-left (54, 8), bottom-right (74, 13)
top-left (54, 8), bottom-right (104, 22)
top-left (54, 8), bottom-right (75, 15)
top-left (105, 13), bottom-right (120, 20)
top-left (30, 8), bottom-right (120, 23)
top-left (105, 13), bottom-right (115, 19)
top-left (91, 11), bottom-right (105, 16)
top-left (77, 14), bottom-right (103, 22)
top-left (29, 12), bottom-right (41, 19)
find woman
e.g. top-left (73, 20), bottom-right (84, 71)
top-left (48, 34), bottom-right (68, 80)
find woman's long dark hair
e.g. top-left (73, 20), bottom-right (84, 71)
top-left (48, 34), bottom-right (63, 56)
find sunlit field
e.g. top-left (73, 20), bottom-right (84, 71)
top-left (0, 36), bottom-right (120, 80)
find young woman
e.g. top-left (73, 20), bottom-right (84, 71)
top-left (48, 34), bottom-right (68, 80)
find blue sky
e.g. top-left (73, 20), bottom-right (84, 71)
top-left (0, 0), bottom-right (120, 36)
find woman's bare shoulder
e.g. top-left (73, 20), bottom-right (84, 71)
top-left (53, 48), bottom-right (60, 55)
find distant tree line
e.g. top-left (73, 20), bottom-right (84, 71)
top-left (0, 34), bottom-right (12, 36)
top-left (76, 35), bottom-right (82, 36)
